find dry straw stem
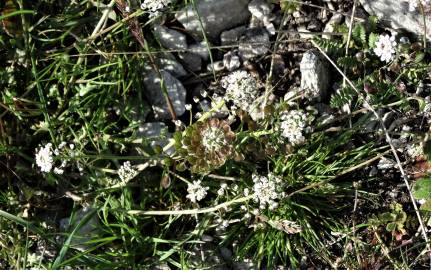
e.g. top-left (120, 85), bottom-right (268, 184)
top-left (125, 195), bottom-right (254, 215)
top-left (311, 39), bottom-right (431, 256)
top-left (122, 148), bottom-right (388, 216)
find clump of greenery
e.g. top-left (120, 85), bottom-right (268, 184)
top-left (1, 0), bottom-right (431, 269)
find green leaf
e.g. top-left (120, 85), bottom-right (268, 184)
top-left (368, 16), bottom-right (379, 32)
top-left (420, 200), bottom-right (431, 211)
top-left (386, 222), bottom-right (396, 232)
top-left (368, 33), bottom-right (378, 49)
top-left (414, 52), bottom-right (425, 63)
top-left (412, 177), bottom-right (431, 200)
top-left (352, 23), bottom-right (366, 46)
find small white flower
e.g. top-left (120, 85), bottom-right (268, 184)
top-left (252, 173), bottom-right (284, 209)
top-left (201, 127), bottom-right (228, 152)
top-left (279, 110), bottom-right (309, 145)
top-left (53, 167), bottom-right (64, 175)
top-left (69, 144), bottom-right (75, 150)
top-left (35, 143), bottom-right (54, 173)
top-left (243, 188), bottom-right (250, 196)
top-left (185, 104), bottom-right (192, 110)
top-left (221, 220), bottom-right (229, 228)
top-left (186, 180), bottom-right (209, 203)
top-left (174, 120), bottom-right (183, 127)
top-left (140, 0), bottom-right (172, 15)
top-left (58, 141), bottom-right (67, 149)
top-left (269, 201), bottom-right (278, 210)
top-left (125, 6), bottom-right (131, 12)
top-left (217, 183), bottom-right (226, 196)
top-left (419, 198), bottom-right (427, 205)
top-left (221, 70), bottom-right (260, 114)
top-left (200, 90), bottom-right (208, 98)
top-left (374, 34), bottom-right (397, 63)
top-left (193, 96), bottom-right (200, 103)
top-left (118, 161), bottom-right (138, 182)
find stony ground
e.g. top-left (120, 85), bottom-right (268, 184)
top-left (2, 0), bottom-right (431, 269)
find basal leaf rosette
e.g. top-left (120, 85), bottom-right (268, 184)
top-left (174, 118), bottom-right (236, 173)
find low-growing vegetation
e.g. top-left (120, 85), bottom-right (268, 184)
top-left (1, 0), bottom-right (431, 269)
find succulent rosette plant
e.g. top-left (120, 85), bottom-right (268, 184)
top-left (174, 118), bottom-right (236, 173)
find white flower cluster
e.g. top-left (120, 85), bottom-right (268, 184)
top-left (374, 34), bottom-right (397, 63)
top-left (279, 110), bottom-right (309, 146)
top-left (186, 180), bottom-right (209, 203)
top-left (140, 0), bottom-right (172, 16)
top-left (35, 143), bottom-right (54, 173)
top-left (409, 0), bottom-right (431, 11)
top-left (35, 142), bottom-right (74, 174)
top-left (201, 127), bottom-right (227, 152)
top-left (118, 161), bottom-right (138, 182)
top-left (252, 173), bottom-right (284, 210)
top-left (221, 70), bottom-right (260, 115)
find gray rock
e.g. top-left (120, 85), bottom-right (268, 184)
top-left (152, 263), bottom-right (171, 270)
top-left (323, 14), bottom-right (343, 39)
top-left (223, 51), bottom-right (241, 71)
top-left (153, 25), bottom-right (187, 50)
top-left (137, 122), bottom-right (168, 138)
top-left (248, 0), bottom-right (272, 24)
top-left (178, 52), bottom-right (202, 72)
top-left (137, 122), bottom-right (173, 155)
top-left (238, 28), bottom-right (270, 60)
top-left (220, 247), bottom-right (232, 260)
top-left (300, 50), bottom-right (329, 101)
top-left (359, 0), bottom-right (431, 39)
top-left (157, 58), bottom-right (187, 77)
top-left (249, 15), bottom-right (265, 29)
top-left (220, 26), bottom-right (247, 45)
top-left (206, 61), bottom-right (225, 72)
top-left (265, 22), bottom-right (276, 36)
top-left (297, 25), bottom-right (313, 39)
top-left (307, 19), bottom-right (323, 31)
top-left (176, 0), bottom-right (250, 40)
top-left (344, 7), bottom-right (368, 29)
top-left (126, 97), bottom-right (151, 124)
top-left (144, 53), bottom-right (188, 77)
top-left (143, 70), bottom-right (186, 120)
top-left (59, 207), bottom-right (100, 251)
top-left (189, 41), bottom-right (210, 60)
top-left (233, 259), bottom-right (257, 270)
